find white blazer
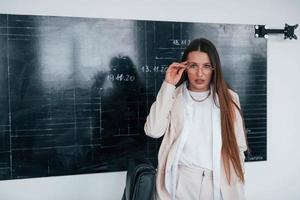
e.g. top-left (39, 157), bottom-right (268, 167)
top-left (144, 81), bottom-right (248, 200)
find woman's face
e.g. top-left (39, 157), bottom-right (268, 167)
top-left (186, 51), bottom-right (213, 92)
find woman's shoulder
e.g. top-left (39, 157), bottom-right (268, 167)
top-left (228, 89), bottom-right (241, 106)
top-left (228, 89), bottom-right (238, 98)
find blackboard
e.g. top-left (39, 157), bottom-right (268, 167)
top-left (0, 14), bottom-right (267, 180)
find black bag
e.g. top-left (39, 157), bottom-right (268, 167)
top-left (122, 159), bottom-right (156, 200)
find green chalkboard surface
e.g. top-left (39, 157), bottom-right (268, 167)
top-left (0, 14), bottom-right (267, 180)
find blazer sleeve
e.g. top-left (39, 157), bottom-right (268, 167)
top-left (144, 81), bottom-right (176, 138)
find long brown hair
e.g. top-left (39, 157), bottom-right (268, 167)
top-left (177, 38), bottom-right (247, 184)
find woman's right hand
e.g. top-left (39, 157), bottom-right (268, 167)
top-left (165, 61), bottom-right (187, 85)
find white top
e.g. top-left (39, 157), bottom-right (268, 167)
top-left (178, 88), bottom-right (213, 170)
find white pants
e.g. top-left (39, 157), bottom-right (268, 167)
top-left (175, 165), bottom-right (213, 200)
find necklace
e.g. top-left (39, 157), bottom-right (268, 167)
top-left (188, 89), bottom-right (211, 102)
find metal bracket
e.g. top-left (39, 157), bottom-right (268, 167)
top-left (254, 24), bottom-right (298, 40)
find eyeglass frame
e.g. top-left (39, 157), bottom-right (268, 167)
top-left (185, 61), bottom-right (215, 74)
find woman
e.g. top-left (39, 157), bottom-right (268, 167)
top-left (144, 38), bottom-right (248, 200)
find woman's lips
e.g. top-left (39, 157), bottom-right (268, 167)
top-left (195, 79), bottom-right (205, 84)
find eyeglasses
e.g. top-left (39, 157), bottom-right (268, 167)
top-left (186, 62), bottom-right (215, 74)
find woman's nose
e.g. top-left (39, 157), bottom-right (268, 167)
top-left (196, 67), bottom-right (204, 76)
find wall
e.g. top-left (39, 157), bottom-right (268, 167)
top-left (0, 0), bottom-right (300, 199)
